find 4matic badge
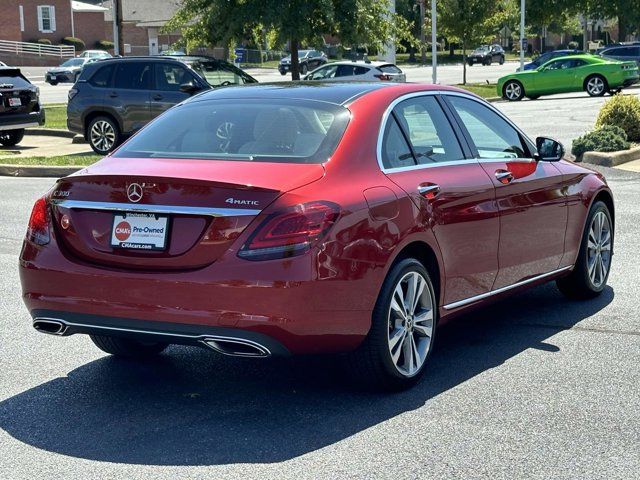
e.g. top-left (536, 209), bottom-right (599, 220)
top-left (225, 197), bottom-right (259, 206)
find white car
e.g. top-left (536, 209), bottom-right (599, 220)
top-left (78, 50), bottom-right (112, 59)
top-left (304, 61), bottom-right (406, 82)
top-left (0, 61), bottom-right (7, 67)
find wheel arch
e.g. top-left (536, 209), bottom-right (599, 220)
top-left (387, 240), bottom-right (443, 309)
top-left (83, 110), bottom-right (121, 139)
top-left (591, 187), bottom-right (615, 238)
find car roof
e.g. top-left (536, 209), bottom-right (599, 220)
top-left (187, 82), bottom-right (465, 106)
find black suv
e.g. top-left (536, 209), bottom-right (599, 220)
top-left (467, 44), bottom-right (505, 66)
top-left (278, 50), bottom-right (327, 75)
top-left (67, 56), bottom-right (257, 154)
top-left (600, 45), bottom-right (640, 67)
top-left (0, 67), bottom-right (45, 147)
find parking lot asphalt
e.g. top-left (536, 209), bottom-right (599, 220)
top-left (0, 165), bottom-right (639, 479)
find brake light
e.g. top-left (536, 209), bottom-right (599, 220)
top-left (68, 87), bottom-right (78, 101)
top-left (26, 197), bottom-right (50, 245)
top-left (238, 201), bottom-right (340, 261)
top-left (374, 74), bottom-right (393, 81)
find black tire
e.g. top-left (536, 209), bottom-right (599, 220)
top-left (557, 201), bottom-right (613, 299)
top-left (300, 63), bottom-right (308, 74)
top-left (347, 258), bottom-right (438, 391)
top-left (502, 80), bottom-right (525, 101)
top-left (279, 70), bottom-right (287, 76)
top-left (87, 115), bottom-right (120, 154)
top-left (467, 61), bottom-right (473, 67)
top-left (585, 74), bottom-right (608, 97)
top-left (499, 55), bottom-right (505, 65)
top-left (526, 95), bottom-right (540, 100)
top-left (0, 128), bottom-right (25, 146)
top-left (50, 81), bottom-right (58, 86)
top-left (484, 58), bottom-right (491, 66)
top-left (90, 334), bottom-right (169, 358)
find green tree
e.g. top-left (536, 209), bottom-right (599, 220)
top-left (165, 0), bottom-right (413, 80)
top-left (439, 0), bottom-right (503, 84)
top-left (578, 0), bottom-right (640, 41)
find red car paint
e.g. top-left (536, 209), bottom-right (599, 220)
top-left (19, 83), bottom-right (612, 355)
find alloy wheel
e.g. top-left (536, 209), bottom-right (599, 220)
top-left (505, 82), bottom-right (522, 100)
top-left (587, 211), bottom-right (612, 288)
top-left (387, 271), bottom-right (434, 377)
top-left (90, 120), bottom-right (116, 153)
top-left (587, 77), bottom-right (605, 96)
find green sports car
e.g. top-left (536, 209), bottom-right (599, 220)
top-left (497, 54), bottom-right (639, 101)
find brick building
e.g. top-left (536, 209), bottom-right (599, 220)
top-left (102, 0), bottom-right (182, 55)
top-left (0, 1), bottom-right (108, 47)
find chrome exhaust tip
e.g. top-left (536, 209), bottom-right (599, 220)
top-left (201, 336), bottom-right (271, 357)
top-left (33, 318), bottom-right (68, 336)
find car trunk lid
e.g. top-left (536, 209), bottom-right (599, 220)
top-left (50, 157), bottom-right (325, 270)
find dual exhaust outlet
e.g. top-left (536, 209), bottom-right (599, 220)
top-left (32, 318), bottom-right (271, 358)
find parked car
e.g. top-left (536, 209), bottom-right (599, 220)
top-left (0, 61), bottom-right (7, 67)
top-left (599, 44), bottom-right (640, 67)
top-left (45, 57), bottom-right (100, 85)
top-left (78, 50), bottom-right (112, 59)
top-left (67, 56), bottom-right (257, 154)
top-left (22, 82), bottom-right (614, 390)
top-left (498, 54), bottom-right (639, 101)
top-left (517, 49), bottom-right (582, 71)
top-left (279, 50), bottom-right (327, 75)
top-left (304, 61), bottom-right (406, 82)
top-left (0, 67), bottom-right (45, 147)
top-left (467, 44), bottom-right (505, 66)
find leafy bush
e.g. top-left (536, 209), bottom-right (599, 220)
top-left (61, 36), bottom-right (85, 52)
top-left (35, 38), bottom-right (52, 45)
top-left (568, 41), bottom-right (579, 50)
top-left (571, 125), bottom-right (630, 157)
top-left (95, 40), bottom-right (115, 51)
top-left (595, 93), bottom-right (640, 141)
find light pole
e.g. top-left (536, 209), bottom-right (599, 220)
top-left (419, 0), bottom-right (426, 65)
top-left (520, 0), bottom-right (525, 70)
top-left (431, 0), bottom-right (437, 84)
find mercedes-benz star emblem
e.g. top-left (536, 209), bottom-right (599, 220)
top-left (127, 183), bottom-right (144, 203)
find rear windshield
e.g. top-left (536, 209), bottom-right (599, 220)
top-left (113, 98), bottom-right (350, 163)
top-left (61, 58), bottom-right (85, 67)
top-left (378, 64), bottom-right (402, 74)
top-left (0, 72), bottom-right (31, 88)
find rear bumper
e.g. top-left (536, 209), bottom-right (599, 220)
top-left (622, 77), bottom-right (639, 87)
top-left (0, 109), bottom-right (45, 131)
top-left (20, 236), bottom-right (377, 355)
top-left (31, 309), bottom-right (291, 356)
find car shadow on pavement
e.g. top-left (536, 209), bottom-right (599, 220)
top-left (0, 283), bottom-right (613, 466)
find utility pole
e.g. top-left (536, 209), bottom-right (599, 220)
top-left (519, 0), bottom-right (525, 70)
top-left (431, 0), bottom-right (437, 84)
top-left (113, 0), bottom-right (125, 56)
top-left (419, 0), bottom-right (426, 65)
top-left (111, 0), bottom-right (119, 55)
top-left (381, 0), bottom-right (396, 63)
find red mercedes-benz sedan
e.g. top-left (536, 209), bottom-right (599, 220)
top-left (20, 83), bottom-right (614, 390)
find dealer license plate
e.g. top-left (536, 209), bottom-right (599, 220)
top-left (110, 213), bottom-right (169, 251)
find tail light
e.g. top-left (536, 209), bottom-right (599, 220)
top-left (68, 87), bottom-right (78, 101)
top-left (26, 197), bottom-right (50, 245)
top-left (374, 74), bottom-right (393, 81)
top-left (238, 201), bottom-right (340, 261)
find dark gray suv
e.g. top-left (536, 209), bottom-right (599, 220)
top-left (67, 56), bottom-right (257, 154)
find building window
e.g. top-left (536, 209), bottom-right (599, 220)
top-left (37, 5), bottom-right (56, 33)
top-left (19, 6), bottom-right (25, 32)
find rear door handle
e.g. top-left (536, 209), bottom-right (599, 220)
top-left (108, 92), bottom-right (118, 98)
top-left (418, 184), bottom-right (440, 198)
top-left (495, 170), bottom-right (514, 184)
top-left (152, 94), bottom-right (163, 101)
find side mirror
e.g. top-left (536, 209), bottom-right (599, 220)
top-left (535, 136), bottom-right (564, 162)
top-left (179, 81), bottom-right (200, 94)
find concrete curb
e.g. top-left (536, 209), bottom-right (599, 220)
top-left (0, 164), bottom-right (82, 178)
top-left (581, 146), bottom-right (640, 167)
top-left (25, 128), bottom-right (75, 139)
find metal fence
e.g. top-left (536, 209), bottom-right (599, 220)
top-left (0, 40), bottom-right (75, 59)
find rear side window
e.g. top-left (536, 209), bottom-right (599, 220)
top-left (0, 73), bottom-right (31, 88)
top-left (381, 119), bottom-right (414, 169)
top-left (336, 65), bottom-right (368, 77)
top-left (379, 64), bottom-right (402, 74)
top-left (89, 65), bottom-right (114, 87)
top-left (447, 96), bottom-right (528, 159)
top-left (387, 96), bottom-right (464, 166)
top-left (114, 62), bottom-right (151, 90)
top-left (113, 98), bottom-right (350, 163)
